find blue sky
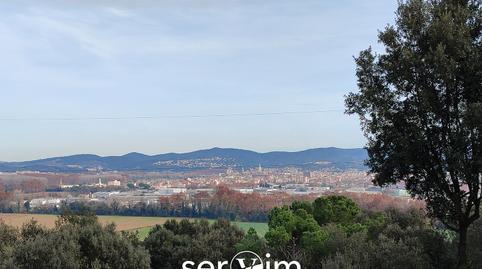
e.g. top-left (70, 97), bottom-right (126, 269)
top-left (0, 0), bottom-right (397, 161)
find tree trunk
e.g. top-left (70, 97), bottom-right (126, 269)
top-left (457, 225), bottom-right (468, 269)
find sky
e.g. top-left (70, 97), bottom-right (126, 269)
top-left (0, 0), bottom-right (398, 161)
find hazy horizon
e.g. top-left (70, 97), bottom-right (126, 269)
top-left (2, 145), bottom-right (367, 162)
top-left (0, 0), bottom-right (398, 161)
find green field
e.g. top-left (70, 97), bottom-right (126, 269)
top-left (233, 221), bottom-right (269, 236)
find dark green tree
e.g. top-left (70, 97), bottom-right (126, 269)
top-left (23, 201), bottom-right (30, 213)
top-left (0, 222), bottom-right (18, 268)
top-left (13, 227), bottom-right (82, 269)
top-left (144, 219), bottom-right (244, 269)
top-left (10, 215), bottom-right (150, 269)
top-left (321, 209), bottom-right (457, 269)
top-left (467, 218), bottom-right (482, 266)
top-left (290, 201), bottom-right (314, 215)
top-left (313, 196), bottom-right (360, 226)
top-left (345, 0), bottom-right (481, 266)
top-left (235, 227), bottom-right (267, 254)
top-left (265, 206), bottom-right (323, 266)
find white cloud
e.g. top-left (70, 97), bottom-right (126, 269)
top-left (1, 0), bottom-right (364, 62)
top-left (17, 12), bottom-right (116, 59)
top-left (103, 7), bottom-right (134, 18)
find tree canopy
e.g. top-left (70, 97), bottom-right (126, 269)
top-left (313, 196), bottom-right (360, 226)
top-left (345, 0), bottom-right (481, 267)
top-left (0, 213), bottom-right (150, 269)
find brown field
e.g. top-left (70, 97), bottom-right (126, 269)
top-left (0, 213), bottom-right (183, 231)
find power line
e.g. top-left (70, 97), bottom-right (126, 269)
top-left (0, 109), bottom-right (344, 122)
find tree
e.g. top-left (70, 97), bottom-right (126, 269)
top-left (265, 205), bottom-right (323, 266)
top-left (144, 219), bottom-right (244, 269)
top-left (290, 201), bottom-right (314, 215)
top-left (345, 0), bottom-right (481, 266)
top-left (320, 209), bottom-right (457, 269)
top-left (0, 222), bottom-right (18, 268)
top-left (24, 201), bottom-right (30, 213)
top-left (0, 184), bottom-right (11, 202)
top-left (313, 196), bottom-right (360, 226)
top-left (235, 228), bottom-right (267, 254)
top-left (14, 227), bottom-right (82, 269)
top-left (138, 183), bottom-right (151, 190)
top-left (467, 218), bottom-right (482, 267)
top-left (322, 233), bottom-right (432, 269)
top-left (10, 215), bottom-right (150, 269)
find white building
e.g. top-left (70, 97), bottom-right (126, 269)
top-left (107, 180), bottom-right (121, 186)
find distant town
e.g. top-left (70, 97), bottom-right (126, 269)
top-left (0, 166), bottom-right (412, 213)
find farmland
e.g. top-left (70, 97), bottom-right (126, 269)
top-left (0, 213), bottom-right (268, 239)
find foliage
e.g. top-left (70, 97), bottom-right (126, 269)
top-left (467, 218), bottom-right (482, 267)
top-left (291, 201), bottom-right (314, 215)
top-left (345, 0), bottom-right (481, 266)
top-left (267, 198), bottom-right (361, 268)
top-left (29, 186), bottom-right (305, 222)
top-left (0, 212), bottom-right (150, 269)
top-left (235, 227), bottom-right (267, 254)
top-left (313, 196), bottom-right (361, 226)
top-left (1, 199), bottom-right (480, 268)
top-left (266, 197), bottom-right (461, 268)
top-left (143, 218), bottom-right (244, 269)
top-left (266, 207), bottom-right (320, 250)
top-left (321, 233), bottom-right (432, 269)
top-left (137, 183), bottom-right (151, 190)
top-left (0, 222), bottom-right (18, 268)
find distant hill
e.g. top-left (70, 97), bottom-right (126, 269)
top-left (0, 147), bottom-right (368, 172)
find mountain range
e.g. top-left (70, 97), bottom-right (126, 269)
top-left (0, 147), bottom-right (368, 172)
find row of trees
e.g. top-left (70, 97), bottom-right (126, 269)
top-left (1, 196), bottom-right (481, 268)
top-left (26, 186), bottom-right (314, 222)
top-left (24, 187), bottom-right (423, 223)
top-left (0, 211), bottom-right (249, 269)
top-left (0, 185), bottom-right (12, 202)
top-left (0, 211), bottom-right (150, 269)
top-left (263, 197), bottom-right (479, 268)
top-left (122, 196), bottom-right (482, 269)
top-left (0, 179), bottom-right (46, 194)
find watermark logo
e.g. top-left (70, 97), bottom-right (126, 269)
top-left (230, 251), bottom-right (263, 269)
top-left (182, 251), bottom-right (301, 269)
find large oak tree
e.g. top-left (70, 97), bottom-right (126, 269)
top-left (345, 0), bottom-right (481, 267)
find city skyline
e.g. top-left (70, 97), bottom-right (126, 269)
top-left (0, 0), bottom-right (398, 161)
